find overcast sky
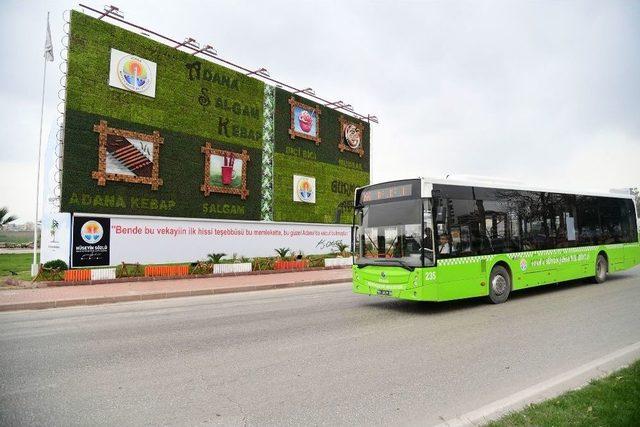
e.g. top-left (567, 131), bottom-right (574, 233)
top-left (1, 0), bottom-right (639, 222)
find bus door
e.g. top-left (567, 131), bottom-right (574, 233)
top-left (435, 198), bottom-right (486, 300)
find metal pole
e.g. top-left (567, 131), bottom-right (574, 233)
top-left (31, 13), bottom-right (49, 277)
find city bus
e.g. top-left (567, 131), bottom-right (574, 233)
top-left (351, 178), bottom-right (640, 303)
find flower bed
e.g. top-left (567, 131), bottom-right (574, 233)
top-left (90, 268), bottom-right (117, 280)
top-left (213, 263), bottom-right (252, 274)
top-left (40, 253), bottom-right (350, 285)
top-left (144, 265), bottom-right (190, 277)
top-left (274, 260), bottom-right (309, 270)
top-left (324, 257), bottom-right (353, 267)
top-left (64, 269), bottom-right (91, 282)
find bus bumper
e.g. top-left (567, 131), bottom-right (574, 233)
top-left (352, 266), bottom-right (439, 301)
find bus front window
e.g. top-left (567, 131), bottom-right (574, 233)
top-left (355, 199), bottom-right (434, 268)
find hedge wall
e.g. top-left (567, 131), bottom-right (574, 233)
top-left (272, 88), bottom-right (370, 224)
top-left (62, 110), bottom-right (263, 219)
top-left (65, 11), bottom-right (264, 148)
top-left (272, 153), bottom-right (369, 224)
top-left (273, 88), bottom-right (370, 171)
top-left (61, 11), bottom-right (370, 223)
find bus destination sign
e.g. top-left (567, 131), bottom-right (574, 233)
top-left (360, 183), bottom-right (413, 204)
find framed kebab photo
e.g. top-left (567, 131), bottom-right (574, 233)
top-left (338, 116), bottom-right (365, 157)
top-left (91, 120), bottom-right (164, 190)
top-left (200, 142), bottom-right (250, 199)
top-left (288, 97), bottom-right (321, 145)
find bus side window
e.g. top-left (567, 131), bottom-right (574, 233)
top-left (576, 196), bottom-right (602, 245)
top-left (438, 198), bottom-right (481, 257)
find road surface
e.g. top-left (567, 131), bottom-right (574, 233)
top-left (1, 267), bottom-right (639, 426)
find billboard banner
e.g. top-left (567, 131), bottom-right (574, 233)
top-left (74, 214), bottom-right (350, 266)
top-left (72, 217), bottom-right (111, 267)
top-left (40, 212), bottom-right (72, 265)
top-left (108, 48), bottom-right (157, 98)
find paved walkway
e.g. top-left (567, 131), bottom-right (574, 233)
top-left (0, 269), bottom-right (352, 311)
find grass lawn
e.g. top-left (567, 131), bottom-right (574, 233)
top-left (0, 253), bottom-right (33, 282)
top-left (487, 359), bottom-right (640, 426)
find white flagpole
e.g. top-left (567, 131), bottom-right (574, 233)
top-left (31, 12), bottom-right (51, 277)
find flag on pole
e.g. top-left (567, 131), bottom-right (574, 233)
top-left (44, 12), bottom-right (54, 62)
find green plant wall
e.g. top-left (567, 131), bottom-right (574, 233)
top-left (272, 88), bottom-right (370, 224)
top-left (61, 11), bottom-right (370, 223)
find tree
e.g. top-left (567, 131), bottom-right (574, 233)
top-left (274, 248), bottom-right (290, 259)
top-left (206, 252), bottom-right (226, 264)
top-left (0, 207), bottom-right (17, 230)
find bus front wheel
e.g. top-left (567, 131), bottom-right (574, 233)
top-left (594, 254), bottom-right (608, 284)
top-left (488, 265), bottom-right (511, 304)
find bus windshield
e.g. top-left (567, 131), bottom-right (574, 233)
top-left (354, 199), bottom-right (434, 268)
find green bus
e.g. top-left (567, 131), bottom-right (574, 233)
top-left (351, 178), bottom-right (640, 303)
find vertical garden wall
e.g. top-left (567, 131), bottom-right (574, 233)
top-left (61, 11), bottom-right (370, 224)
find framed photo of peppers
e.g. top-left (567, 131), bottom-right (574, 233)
top-left (200, 142), bottom-right (250, 199)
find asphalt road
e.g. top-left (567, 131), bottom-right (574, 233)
top-left (1, 268), bottom-right (639, 426)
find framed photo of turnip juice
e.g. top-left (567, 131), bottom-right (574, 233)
top-left (200, 142), bottom-right (250, 199)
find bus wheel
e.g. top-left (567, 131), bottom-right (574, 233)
top-left (594, 254), bottom-right (608, 284)
top-left (488, 265), bottom-right (511, 304)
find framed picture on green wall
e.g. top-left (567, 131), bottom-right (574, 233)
top-left (293, 175), bottom-right (316, 204)
top-left (91, 120), bottom-right (164, 190)
top-left (288, 97), bottom-right (321, 145)
top-left (338, 116), bottom-right (365, 158)
top-left (200, 142), bottom-right (250, 199)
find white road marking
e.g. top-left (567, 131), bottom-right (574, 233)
top-left (435, 340), bottom-right (640, 427)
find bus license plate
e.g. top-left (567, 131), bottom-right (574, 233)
top-left (377, 289), bottom-right (391, 296)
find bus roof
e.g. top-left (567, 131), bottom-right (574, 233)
top-left (354, 177), bottom-right (634, 200)
top-left (421, 177), bottom-right (634, 199)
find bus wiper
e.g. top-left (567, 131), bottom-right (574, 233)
top-left (370, 258), bottom-right (414, 271)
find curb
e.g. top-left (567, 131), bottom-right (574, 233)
top-left (434, 341), bottom-right (640, 427)
top-left (0, 277), bottom-right (350, 312)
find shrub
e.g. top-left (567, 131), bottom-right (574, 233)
top-left (189, 261), bottom-right (212, 275)
top-left (116, 262), bottom-right (143, 278)
top-left (307, 255), bottom-right (326, 268)
top-left (333, 242), bottom-right (350, 256)
top-left (252, 257), bottom-right (275, 271)
top-left (43, 259), bottom-right (68, 271)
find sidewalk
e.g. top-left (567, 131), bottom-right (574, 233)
top-left (0, 269), bottom-right (352, 312)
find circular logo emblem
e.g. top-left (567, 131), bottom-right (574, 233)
top-left (344, 124), bottom-right (362, 149)
top-left (81, 220), bottom-right (103, 244)
top-left (520, 258), bottom-right (527, 272)
top-left (296, 177), bottom-right (314, 202)
top-left (117, 55), bottom-right (151, 93)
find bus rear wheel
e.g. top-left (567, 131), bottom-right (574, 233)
top-left (594, 254), bottom-right (608, 284)
top-left (488, 265), bottom-right (511, 304)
